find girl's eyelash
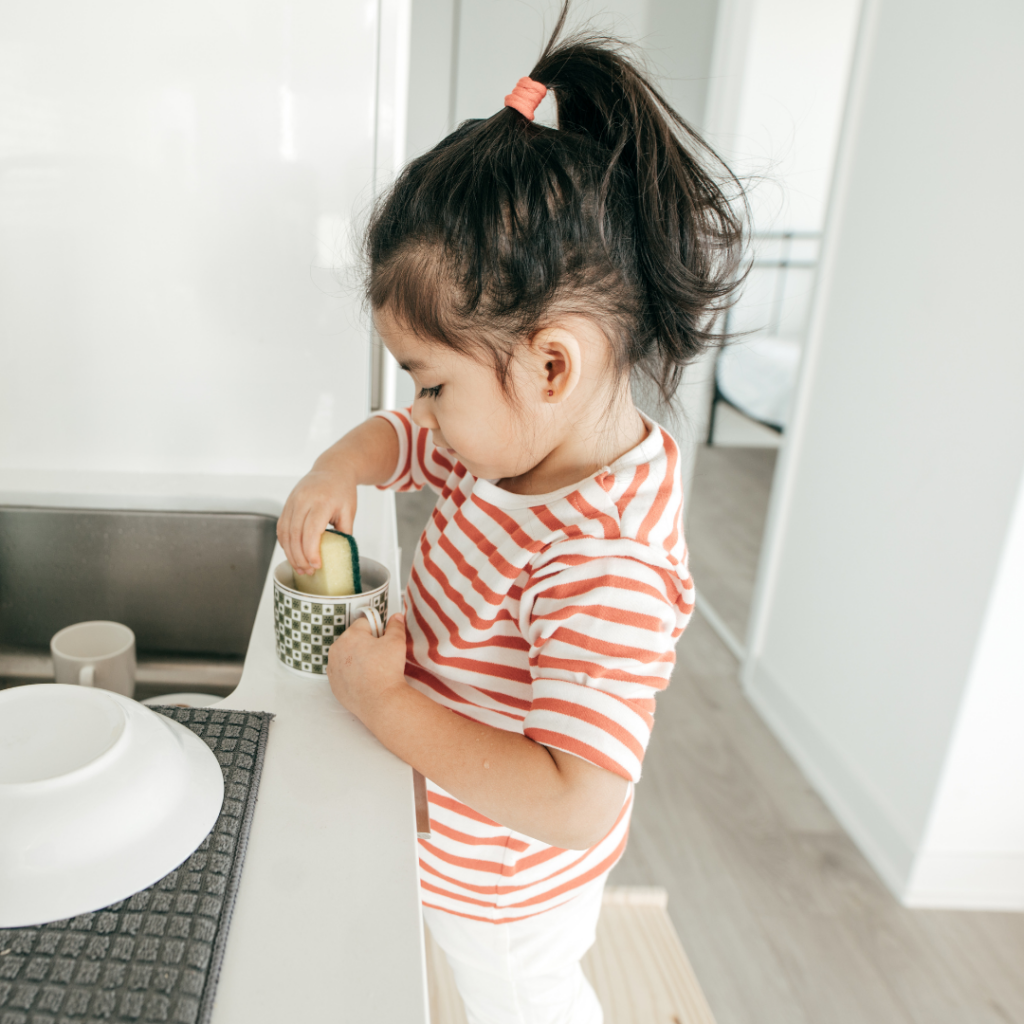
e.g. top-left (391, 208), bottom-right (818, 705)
top-left (419, 384), bottom-right (442, 399)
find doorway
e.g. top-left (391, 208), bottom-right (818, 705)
top-left (686, 231), bottom-right (820, 658)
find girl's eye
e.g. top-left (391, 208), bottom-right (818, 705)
top-left (418, 384), bottom-right (442, 399)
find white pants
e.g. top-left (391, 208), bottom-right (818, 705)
top-left (422, 876), bottom-right (605, 1024)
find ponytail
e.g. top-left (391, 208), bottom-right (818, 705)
top-left (367, 1), bottom-right (745, 404)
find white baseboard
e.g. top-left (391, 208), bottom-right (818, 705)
top-left (904, 853), bottom-right (1024, 910)
top-left (746, 659), bottom-right (1024, 910)
top-left (745, 658), bottom-right (918, 899)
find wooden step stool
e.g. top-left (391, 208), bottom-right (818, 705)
top-left (424, 886), bottom-right (717, 1024)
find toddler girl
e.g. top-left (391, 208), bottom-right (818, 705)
top-left (278, 7), bottom-right (742, 1022)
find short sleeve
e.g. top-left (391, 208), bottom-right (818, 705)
top-left (520, 553), bottom-right (691, 783)
top-left (372, 407), bottom-right (455, 495)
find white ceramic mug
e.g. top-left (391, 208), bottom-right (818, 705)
top-left (50, 621), bottom-right (137, 698)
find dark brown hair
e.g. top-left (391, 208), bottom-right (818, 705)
top-left (366, 2), bottom-right (745, 404)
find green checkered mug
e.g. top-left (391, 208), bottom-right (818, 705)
top-left (272, 558), bottom-right (390, 676)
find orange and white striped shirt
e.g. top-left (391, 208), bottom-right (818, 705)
top-left (374, 407), bottom-right (694, 923)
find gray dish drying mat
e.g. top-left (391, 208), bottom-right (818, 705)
top-left (0, 707), bottom-right (272, 1024)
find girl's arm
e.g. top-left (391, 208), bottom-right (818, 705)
top-left (278, 416), bottom-right (400, 575)
top-left (327, 614), bottom-right (629, 851)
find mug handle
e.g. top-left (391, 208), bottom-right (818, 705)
top-left (78, 665), bottom-right (96, 687)
top-left (357, 606), bottom-right (384, 638)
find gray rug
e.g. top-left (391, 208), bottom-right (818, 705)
top-left (0, 707), bottom-right (272, 1024)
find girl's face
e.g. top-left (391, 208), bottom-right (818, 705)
top-left (375, 310), bottom-right (551, 483)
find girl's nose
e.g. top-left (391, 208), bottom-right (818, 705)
top-left (411, 397), bottom-right (439, 431)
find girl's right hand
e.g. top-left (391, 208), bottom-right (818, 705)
top-left (277, 468), bottom-right (359, 575)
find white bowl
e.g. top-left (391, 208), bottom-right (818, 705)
top-left (0, 683), bottom-right (225, 927)
top-left (140, 692), bottom-right (224, 708)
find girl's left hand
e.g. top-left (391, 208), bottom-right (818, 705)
top-left (327, 612), bottom-right (408, 721)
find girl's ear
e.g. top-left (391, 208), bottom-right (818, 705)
top-left (528, 326), bottom-right (582, 403)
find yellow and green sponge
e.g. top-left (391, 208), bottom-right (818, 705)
top-left (292, 529), bottom-right (362, 596)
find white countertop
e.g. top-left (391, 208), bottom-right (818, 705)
top-left (213, 544), bottom-right (428, 1022)
top-left (0, 472), bottom-right (429, 1024)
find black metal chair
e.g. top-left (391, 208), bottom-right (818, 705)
top-left (707, 231), bottom-right (820, 445)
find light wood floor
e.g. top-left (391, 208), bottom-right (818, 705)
top-left (396, 447), bottom-right (1024, 1024)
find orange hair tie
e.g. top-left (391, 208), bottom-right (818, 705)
top-left (504, 77), bottom-right (547, 121)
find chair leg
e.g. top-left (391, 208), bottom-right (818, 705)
top-left (706, 389), bottom-right (720, 446)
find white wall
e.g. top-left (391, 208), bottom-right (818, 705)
top-left (745, 0), bottom-right (1024, 907)
top-left (404, 0), bottom-right (459, 161)
top-left (644, 0), bottom-right (720, 131)
top-left (452, 0), bottom-right (648, 126)
top-left (906, 468), bottom-right (1024, 908)
top-left (705, 0), bottom-right (860, 234)
top-left (0, 1), bottom-right (406, 483)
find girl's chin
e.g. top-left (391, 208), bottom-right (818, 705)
top-left (445, 449), bottom-right (513, 481)
top-left (456, 454), bottom-right (494, 477)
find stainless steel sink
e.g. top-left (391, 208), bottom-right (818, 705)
top-left (0, 505), bottom-right (278, 699)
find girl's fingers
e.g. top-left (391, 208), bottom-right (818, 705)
top-left (289, 506), bottom-right (315, 573)
top-left (337, 509), bottom-right (354, 535)
top-left (331, 496), bottom-right (356, 536)
top-left (301, 506), bottom-right (327, 570)
top-left (280, 479), bottom-right (356, 574)
top-left (280, 506), bottom-right (302, 571)
top-left (276, 507), bottom-right (292, 563)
